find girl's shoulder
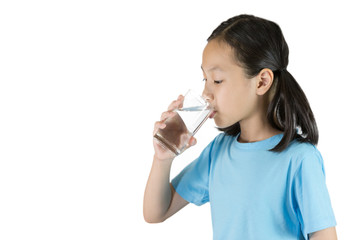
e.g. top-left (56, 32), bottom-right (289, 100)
top-left (283, 139), bottom-right (324, 166)
top-left (285, 139), bottom-right (320, 155)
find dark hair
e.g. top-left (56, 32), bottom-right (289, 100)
top-left (208, 14), bottom-right (318, 152)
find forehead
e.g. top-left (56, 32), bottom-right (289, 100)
top-left (201, 40), bottom-right (238, 72)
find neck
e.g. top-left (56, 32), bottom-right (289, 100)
top-left (238, 112), bottom-right (282, 143)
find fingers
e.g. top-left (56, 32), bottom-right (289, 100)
top-left (190, 137), bottom-right (197, 146)
top-left (153, 94), bottom-right (184, 139)
top-left (167, 95), bottom-right (184, 111)
top-left (153, 121), bottom-right (165, 136)
top-left (153, 95), bottom-right (183, 136)
top-left (180, 135), bottom-right (197, 150)
top-left (160, 111), bottom-right (176, 121)
top-left (188, 136), bottom-right (197, 147)
top-left (153, 110), bottom-right (177, 135)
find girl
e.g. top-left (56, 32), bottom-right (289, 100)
top-left (144, 14), bottom-right (337, 240)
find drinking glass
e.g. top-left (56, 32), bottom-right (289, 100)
top-left (154, 89), bottom-right (212, 155)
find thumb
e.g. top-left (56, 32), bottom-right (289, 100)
top-left (189, 137), bottom-right (197, 147)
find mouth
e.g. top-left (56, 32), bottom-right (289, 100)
top-left (209, 110), bottom-right (217, 119)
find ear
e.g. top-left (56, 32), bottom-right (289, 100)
top-left (255, 68), bottom-right (274, 96)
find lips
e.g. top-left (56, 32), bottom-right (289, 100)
top-left (209, 110), bottom-right (217, 119)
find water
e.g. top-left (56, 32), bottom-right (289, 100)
top-left (177, 106), bottom-right (208, 112)
top-left (154, 112), bottom-right (191, 155)
top-left (177, 107), bottom-right (212, 134)
top-left (154, 106), bottom-right (212, 155)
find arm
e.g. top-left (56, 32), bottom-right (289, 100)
top-left (143, 95), bottom-right (191, 223)
top-left (143, 156), bottom-right (189, 223)
top-left (309, 227), bottom-right (337, 240)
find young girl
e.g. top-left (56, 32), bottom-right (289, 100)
top-left (144, 14), bottom-right (337, 240)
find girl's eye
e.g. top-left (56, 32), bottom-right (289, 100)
top-left (203, 78), bottom-right (223, 84)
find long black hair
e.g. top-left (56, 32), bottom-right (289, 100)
top-left (208, 14), bottom-right (318, 152)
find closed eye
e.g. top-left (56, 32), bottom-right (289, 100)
top-left (203, 78), bottom-right (223, 84)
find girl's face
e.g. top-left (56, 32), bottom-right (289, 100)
top-left (201, 40), bottom-right (258, 128)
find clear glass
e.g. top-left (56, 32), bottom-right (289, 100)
top-left (154, 89), bottom-right (212, 155)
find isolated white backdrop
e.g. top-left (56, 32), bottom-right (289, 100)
top-left (0, 0), bottom-right (359, 239)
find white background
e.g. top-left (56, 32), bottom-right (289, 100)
top-left (0, 0), bottom-right (359, 239)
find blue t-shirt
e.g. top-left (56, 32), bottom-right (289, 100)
top-left (171, 133), bottom-right (336, 240)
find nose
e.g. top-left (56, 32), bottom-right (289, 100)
top-left (202, 85), bottom-right (214, 104)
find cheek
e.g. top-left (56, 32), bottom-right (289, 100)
top-left (238, 88), bottom-right (258, 118)
top-left (225, 82), bottom-right (256, 116)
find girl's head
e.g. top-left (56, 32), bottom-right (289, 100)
top-left (202, 14), bottom-right (318, 152)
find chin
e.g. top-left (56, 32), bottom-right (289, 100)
top-left (214, 118), bottom-right (232, 129)
top-left (214, 117), bottom-right (239, 130)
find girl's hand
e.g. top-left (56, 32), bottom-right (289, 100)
top-left (153, 95), bottom-right (197, 161)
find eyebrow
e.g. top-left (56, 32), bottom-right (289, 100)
top-left (201, 65), bottom-right (223, 72)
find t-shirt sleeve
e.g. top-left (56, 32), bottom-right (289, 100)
top-left (171, 139), bottom-right (215, 206)
top-left (293, 146), bottom-right (337, 239)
